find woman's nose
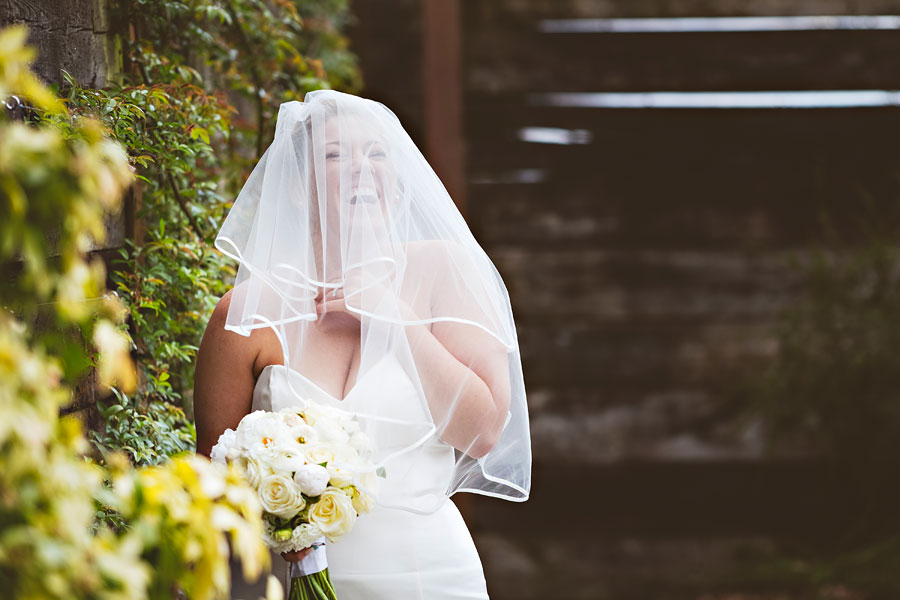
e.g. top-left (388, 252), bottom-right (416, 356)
top-left (351, 152), bottom-right (375, 178)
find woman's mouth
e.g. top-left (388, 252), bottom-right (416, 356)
top-left (349, 186), bottom-right (379, 204)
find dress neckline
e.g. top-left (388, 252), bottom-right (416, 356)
top-left (258, 356), bottom-right (391, 402)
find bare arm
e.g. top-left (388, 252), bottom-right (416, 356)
top-left (419, 243), bottom-right (511, 457)
top-left (195, 291), bottom-right (313, 562)
top-left (408, 319), bottom-right (510, 459)
top-left (194, 289), bottom-right (262, 457)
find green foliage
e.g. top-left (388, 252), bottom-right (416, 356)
top-left (92, 387), bottom-right (196, 465)
top-left (0, 25), bottom-right (274, 599)
top-left (59, 0), bottom-right (359, 465)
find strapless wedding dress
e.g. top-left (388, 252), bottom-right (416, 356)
top-left (229, 356), bottom-right (490, 600)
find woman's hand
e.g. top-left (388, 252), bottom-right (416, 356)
top-left (281, 547), bottom-right (314, 562)
top-left (315, 286), bottom-right (361, 331)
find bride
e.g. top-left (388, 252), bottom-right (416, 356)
top-left (194, 90), bottom-right (531, 599)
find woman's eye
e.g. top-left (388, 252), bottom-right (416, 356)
top-left (326, 152), bottom-right (343, 160)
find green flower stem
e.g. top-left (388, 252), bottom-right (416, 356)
top-left (288, 569), bottom-right (339, 600)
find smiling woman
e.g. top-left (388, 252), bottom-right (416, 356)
top-left (194, 90), bottom-right (530, 599)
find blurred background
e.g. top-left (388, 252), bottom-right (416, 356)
top-left (4, 0), bottom-right (900, 599)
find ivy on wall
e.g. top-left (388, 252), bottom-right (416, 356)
top-left (62, 0), bottom-right (359, 465)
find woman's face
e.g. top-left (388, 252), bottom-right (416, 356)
top-left (317, 114), bottom-right (398, 280)
top-left (322, 115), bottom-right (396, 220)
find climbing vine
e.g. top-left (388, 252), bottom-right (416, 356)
top-left (62, 0), bottom-right (359, 464)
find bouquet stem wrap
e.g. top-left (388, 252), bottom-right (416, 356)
top-left (288, 539), bottom-right (336, 600)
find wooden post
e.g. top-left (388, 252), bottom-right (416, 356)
top-left (422, 0), bottom-right (475, 524)
top-left (422, 0), bottom-right (466, 217)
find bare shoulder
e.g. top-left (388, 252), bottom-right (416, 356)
top-left (205, 287), bottom-right (235, 333)
top-left (199, 286), bottom-right (281, 378)
top-left (194, 286), bottom-right (281, 455)
top-left (405, 239), bottom-right (476, 272)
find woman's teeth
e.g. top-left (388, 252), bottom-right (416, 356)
top-left (350, 188), bottom-right (378, 204)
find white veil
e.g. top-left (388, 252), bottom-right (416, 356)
top-left (215, 90), bottom-right (530, 512)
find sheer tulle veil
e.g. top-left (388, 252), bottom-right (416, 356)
top-left (215, 90), bottom-right (530, 512)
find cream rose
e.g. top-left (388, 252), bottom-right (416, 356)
top-left (351, 488), bottom-right (375, 515)
top-left (258, 473), bottom-right (306, 520)
top-left (305, 443), bottom-right (336, 466)
top-left (308, 487), bottom-right (357, 542)
top-left (327, 463), bottom-right (355, 487)
top-left (353, 470), bottom-right (378, 514)
top-left (235, 455), bottom-right (263, 488)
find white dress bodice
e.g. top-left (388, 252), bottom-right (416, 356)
top-left (229, 357), bottom-right (490, 600)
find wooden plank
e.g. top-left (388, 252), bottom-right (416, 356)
top-left (463, 0), bottom-right (900, 22)
top-left (466, 29), bottom-right (900, 93)
top-left (515, 320), bottom-right (777, 389)
top-left (464, 97), bottom-right (900, 140)
top-left (462, 108), bottom-right (900, 242)
top-left (470, 189), bottom-right (798, 251)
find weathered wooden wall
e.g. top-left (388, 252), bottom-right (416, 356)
top-left (352, 0), bottom-right (900, 598)
top-left (0, 0), bottom-right (117, 88)
top-left (1, 0), bottom-right (122, 249)
top-left (347, 0), bottom-right (425, 145)
top-left (2, 0), bottom-right (119, 424)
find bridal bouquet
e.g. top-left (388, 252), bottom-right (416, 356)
top-left (211, 405), bottom-right (377, 600)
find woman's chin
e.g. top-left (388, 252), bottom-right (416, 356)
top-left (315, 311), bottom-right (360, 333)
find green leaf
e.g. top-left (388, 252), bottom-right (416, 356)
top-left (188, 126), bottom-right (210, 145)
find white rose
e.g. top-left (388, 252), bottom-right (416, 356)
top-left (258, 473), bottom-right (306, 520)
top-left (277, 408), bottom-right (305, 427)
top-left (304, 406), bottom-right (351, 443)
top-left (327, 464), bottom-right (354, 488)
top-left (291, 523), bottom-right (324, 551)
top-left (298, 404), bottom-right (324, 426)
top-left (305, 443), bottom-right (336, 466)
top-left (293, 464), bottom-right (330, 497)
top-left (317, 419), bottom-right (350, 444)
top-left (308, 487), bottom-right (357, 542)
top-left (353, 470), bottom-right (379, 514)
top-left (210, 428), bottom-right (237, 464)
